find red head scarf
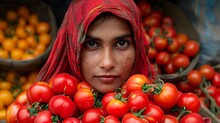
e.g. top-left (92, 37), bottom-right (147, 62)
top-left (36, 0), bottom-right (155, 82)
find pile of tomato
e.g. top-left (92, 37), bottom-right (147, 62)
top-left (0, 70), bottom-right (39, 120)
top-left (136, 0), bottom-right (200, 75)
top-left (5, 73), bottom-right (206, 123)
top-left (0, 5), bottom-right (51, 60)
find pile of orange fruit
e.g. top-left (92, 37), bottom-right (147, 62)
top-left (0, 5), bottom-right (51, 60)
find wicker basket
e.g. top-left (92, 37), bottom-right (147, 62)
top-left (149, 1), bottom-right (200, 82)
top-left (0, 1), bottom-right (57, 72)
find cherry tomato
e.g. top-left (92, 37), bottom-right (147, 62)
top-left (143, 104), bottom-right (164, 123)
top-left (176, 80), bottom-right (193, 93)
top-left (122, 112), bottom-right (147, 123)
top-left (148, 27), bottom-right (162, 37)
top-left (49, 95), bottom-right (76, 119)
top-left (172, 54), bottom-right (190, 70)
top-left (162, 16), bottom-right (173, 27)
top-left (63, 117), bottom-right (80, 123)
top-left (128, 91), bottom-right (150, 112)
top-left (187, 70), bottom-right (203, 87)
top-left (176, 33), bottom-right (189, 46)
top-left (150, 10), bottom-right (163, 20)
top-left (180, 113), bottom-right (204, 123)
top-left (17, 105), bottom-right (36, 123)
top-left (153, 83), bottom-right (179, 109)
top-left (155, 51), bottom-right (171, 66)
top-left (50, 73), bottom-right (79, 98)
top-left (82, 108), bottom-right (106, 123)
top-left (137, 1), bottom-right (151, 17)
top-left (26, 82), bottom-right (55, 103)
top-left (143, 16), bottom-right (161, 28)
top-left (214, 93), bottom-right (220, 107)
top-left (183, 40), bottom-right (199, 58)
top-left (6, 102), bottom-right (23, 123)
top-left (104, 115), bottom-right (120, 123)
top-left (153, 36), bottom-right (168, 51)
top-left (177, 93), bottom-right (201, 113)
top-left (34, 110), bottom-right (53, 123)
top-left (207, 85), bottom-right (219, 98)
top-left (74, 88), bottom-right (95, 112)
top-left (199, 64), bottom-right (215, 80)
top-left (162, 26), bottom-right (176, 38)
top-left (161, 115), bottom-right (178, 123)
top-left (212, 72), bottom-right (220, 87)
top-left (148, 47), bottom-right (157, 61)
top-left (107, 98), bottom-right (129, 118)
top-left (164, 60), bottom-right (176, 74)
top-left (166, 38), bottom-right (180, 53)
top-left (126, 74), bottom-right (151, 95)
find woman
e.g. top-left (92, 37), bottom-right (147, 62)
top-left (37, 0), bottom-right (155, 93)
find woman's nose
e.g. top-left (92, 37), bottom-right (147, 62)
top-left (99, 48), bottom-right (115, 70)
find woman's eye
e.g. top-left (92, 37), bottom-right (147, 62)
top-left (84, 39), bottom-right (99, 49)
top-left (115, 39), bottom-right (129, 48)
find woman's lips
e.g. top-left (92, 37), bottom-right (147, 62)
top-left (96, 75), bottom-right (118, 83)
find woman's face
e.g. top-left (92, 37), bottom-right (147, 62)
top-left (81, 15), bottom-right (135, 93)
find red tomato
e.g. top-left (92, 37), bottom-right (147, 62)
top-left (143, 104), bottom-right (164, 123)
top-left (199, 64), bottom-right (215, 80)
top-left (104, 115), bottom-right (120, 123)
top-left (122, 113), bottom-right (147, 123)
top-left (126, 74), bottom-right (151, 95)
top-left (50, 73), bottom-right (79, 98)
top-left (17, 105), bottom-right (36, 123)
top-left (162, 16), bottom-right (173, 27)
top-left (164, 60), bottom-right (176, 74)
top-left (161, 115), bottom-right (178, 123)
top-left (148, 47), bottom-right (157, 61)
top-left (143, 16), bottom-right (161, 28)
top-left (153, 83), bottom-right (179, 109)
top-left (166, 38), bottom-right (180, 53)
top-left (15, 91), bottom-right (28, 105)
top-left (155, 51), bottom-right (171, 66)
top-left (102, 92), bottom-right (115, 110)
top-left (63, 117), bottom-right (80, 123)
top-left (77, 81), bottom-right (92, 90)
top-left (26, 82), bottom-right (55, 103)
top-left (183, 40), bottom-right (200, 58)
top-left (162, 26), bottom-right (176, 38)
top-left (207, 85), bottom-right (219, 98)
top-left (137, 1), bottom-right (151, 17)
top-left (128, 91), bottom-right (150, 112)
top-left (212, 72), bottom-right (220, 87)
top-left (148, 27), bottom-right (162, 37)
top-left (74, 88), bottom-right (95, 112)
top-left (214, 93), bottom-right (220, 107)
top-left (82, 108), bottom-right (106, 123)
top-left (176, 80), bottom-right (193, 93)
top-left (177, 93), bottom-right (201, 113)
top-left (172, 54), bottom-right (190, 70)
top-left (6, 102), bottom-right (23, 123)
top-left (49, 95), bottom-right (76, 119)
top-left (180, 113), bottom-right (204, 123)
top-left (34, 110), bottom-right (53, 123)
top-left (187, 70), bottom-right (203, 87)
top-left (107, 98), bottom-right (129, 118)
top-left (153, 36), bottom-right (168, 51)
top-left (176, 33), bottom-right (189, 46)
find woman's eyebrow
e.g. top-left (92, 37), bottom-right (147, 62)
top-left (85, 34), bottom-right (133, 41)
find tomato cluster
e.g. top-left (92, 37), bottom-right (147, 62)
top-left (6, 73), bottom-right (205, 123)
top-left (136, 0), bottom-right (200, 75)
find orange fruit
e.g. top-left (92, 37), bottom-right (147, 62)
top-left (6, 10), bottom-right (17, 22)
top-left (39, 33), bottom-right (51, 46)
top-left (18, 17), bottom-right (27, 26)
top-left (22, 52), bottom-right (35, 60)
top-left (17, 6), bottom-right (30, 19)
top-left (10, 48), bottom-right (24, 60)
top-left (26, 36), bottom-right (37, 48)
top-left (36, 22), bottom-right (50, 34)
top-left (0, 49), bottom-right (9, 59)
top-left (0, 81), bottom-right (12, 90)
top-left (25, 24), bottom-right (35, 35)
top-left (17, 39), bottom-right (29, 50)
top-left (0, 20), bottom-right (8, 30)
top-left (28, 14), bottom-right (39, 27)
top-left (2, 38), bottom-right (16, 52)
top-left (15, 26), bottom-right (28, 39)
top-left (34, 43), bottom-right (46, 56)
top-left (0, 90), bottom-right (14, 106)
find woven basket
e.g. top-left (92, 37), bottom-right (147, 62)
top-left (0, 1), bottom-right (57, 72)
top-left (150, 1), bottom-right (200, 82)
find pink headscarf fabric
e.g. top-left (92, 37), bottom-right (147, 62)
top-left (36, 0), bottom-right (155, 82)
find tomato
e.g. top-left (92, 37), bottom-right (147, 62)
top-left (74, 88), bottom-right (95, 112)
top-left (107, 98), bottom-right (129, 118)
top-left (176, 33), bottom-right (189, 46)
top-left (82, 108), bottom-right (106, 123)
top-left (50, 73), bottom-right (79, 98)
top-left (187, 70), bottom-right (203, 87)
top-left (162, 26), bottom-right (176, 38)
top-left (183, 40), bottom-right (199, 58)
top-left (153, 36), bottom-right (168, 51)
top-left (176, 80), bottom-right (193, 93)
top-left (148, 27), bottom-right (162, 37)
top-left (15, 91), bottom-right (28, 105)
top-left (214, 93), bottom-right (220, 107)
top-left (128, 91), bottom-right (149, 112)
top-left (166, 38), bottom-right (180, 53)
top-left (162, 16), bottom-right (173, 27)
top-left (27, 82), bottom-right (55, 103)
top-left (164, 60), bottom-right (176, 74)
top-left (102, 92), bottom-right (115, 110)
top-left (153, 83), bottom-right (179, 109)
top-left (34, 110), bottom-right (53, 123)
top-left (207, 85), bottom-right (219, 98)
top-left (147, 47), bottom-right (157, 61)
top-left (150, 10), bottom-right (163, 20)
top-left (137, 1), bottom-right (151, 17)
top-left (199, 64), bottom-right (215, 80)
top-left (155, 51), bottom-right (170, 66)
top-left (177, 93), bottom-right (201, 113)
top-left (143, 104), bottom-right (164, 123)
top-left (6, 102), bottom-right (23, 123)
top-left (77, 81), bottom-right (92, 90)
top-left (172, 54), bottom-right (190, 70)
top-left (161, 115), bottom-right (178, 123)
top-left (49, 95), bottom-right (76, 119)
top-left (212, 72), bottom-right (220, 87)
top-left (122, 113), bottom-right (147, 123)
top-left (63, 117), bottom-right (80, 123)
top-left (143, 16), bottom-right (161, 28)
top-left (104, 115), bottom-right (120, 123)
top-left (180, 113), bottom-right (204, 123)
top-left (126, 74), bottom-right (151, 95)
top-left (17, 105), bottom-right (36, 123)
